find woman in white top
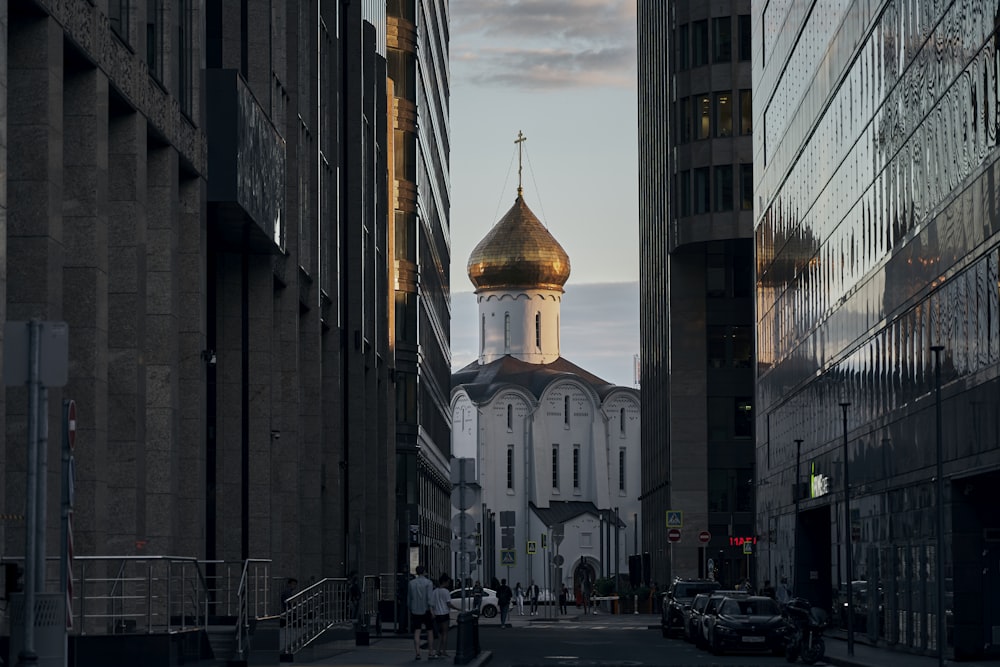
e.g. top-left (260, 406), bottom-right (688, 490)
top-left (430, 575), bottom-right (453, 658)
top-left (515, 582), bottom-right (525, 615)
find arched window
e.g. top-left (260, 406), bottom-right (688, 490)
top-left (535, 312), bottom-right (541, 348)
top-left (507, 446), bottom-right (514, 490)
top-left (507, 404), bottom-right (513, 432)
top-left (504, 312), bottom-right (511, 353)
top-left (480, 314), bottom-right (485, 355)
top-left (563, 395), bottom-right (570, 428)
top-left (619, 449), bottom-right (626, 491)
top-left (620, 407), bottom-right (626, 437)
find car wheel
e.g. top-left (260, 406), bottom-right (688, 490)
top-left (481, 605), bottom-right (497, 618)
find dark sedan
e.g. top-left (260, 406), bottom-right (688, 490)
top-left (706, 596), bottom-right (787, 655)
top-left (683, 593), bottom-right (711, 643)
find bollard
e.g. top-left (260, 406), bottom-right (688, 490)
top-left (454, 611), bottom-right (479, 665)
top-left (633, 594), bottom-right (638, 615)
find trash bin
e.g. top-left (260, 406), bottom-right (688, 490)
top-left (454, 611), bottom-right (479, 665)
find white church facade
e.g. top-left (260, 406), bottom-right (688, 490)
top-left (451, 170), bottom-right (641, 601)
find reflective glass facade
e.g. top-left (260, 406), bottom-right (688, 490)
top-left (754, 0), bottom-right (1000, 659)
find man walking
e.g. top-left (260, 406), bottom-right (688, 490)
top-left (529, 581), bottom-right (540, 615)
top-left (408, 565), bottom-right (435, 660)
top-left (496, 578), bottom-right (513, 627)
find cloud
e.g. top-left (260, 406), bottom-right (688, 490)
top-left (452, 0), bottom-right (637, 91)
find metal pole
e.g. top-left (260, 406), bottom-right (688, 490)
top-left (19, 320), bottom-right (42, 667)
top-left (840, 402), bottom-right (854, 657)
top-left (36, 386), bottom-right (48, 592)
top-left (932, 345), bottom-right (945, 666)
top-left (614, 508), bottom-right (620, 593)
top-left (794, 439), bottom-right (803, 596)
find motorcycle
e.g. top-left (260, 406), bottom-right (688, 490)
top-left (782, 597), bottom-right (829, 664)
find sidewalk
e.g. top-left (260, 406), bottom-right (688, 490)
top-left (824, 631), bottom-right (998, 667)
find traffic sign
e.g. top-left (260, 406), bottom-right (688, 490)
top-left (552, 554), bottom-right (564, 566)
top-left (698, 530), bottom-right (711, 543)
top-left (743, 541), bottom-right (753, 555)
top-left (668, 528), bottom-right (681, 543)
top-left (501, 549), bottom-right (516, 566)
top-left (526, 540), bottom-right (536, 554)
top-left (666, 510), bottom-right (683, 528)
top-left (451, 537), bottom-right (476, 556)
top-left (451, 513), bottom-right (475, 535)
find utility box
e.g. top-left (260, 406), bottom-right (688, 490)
top-left (8, 593), bottom-right (67, 667)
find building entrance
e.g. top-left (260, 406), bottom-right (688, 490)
top-left (795, 505), bottom-right (833, 612)
top-left (951, 470), bottom-right (1000, 660)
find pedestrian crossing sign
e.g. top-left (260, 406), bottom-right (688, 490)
top-left (527, 540), bottom-right (537, 554)
top-left (501, 549), bottom-right (516, 566)
top-left (666, 510), bottom-right (683, 528)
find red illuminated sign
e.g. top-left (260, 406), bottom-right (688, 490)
top-left (728, 536), bottom-right (758, 547)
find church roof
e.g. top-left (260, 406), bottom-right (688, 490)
top-left (530, 501), bottom-right (627, 528)
top-left (452, 355), bottom-right (631, 403)
top-left (466, 194), bottom-right (571, 292)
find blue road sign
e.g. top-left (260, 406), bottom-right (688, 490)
top-left (501, 549), bottom-right (516, 566)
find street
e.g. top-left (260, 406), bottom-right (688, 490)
top-left (478, 617), bottom-right (812, 667)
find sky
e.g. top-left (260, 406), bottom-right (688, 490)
top-left (449, 0), bottom-right (640, 387)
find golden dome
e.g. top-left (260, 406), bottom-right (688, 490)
top-left (467, 194), bottom-right (571, 292)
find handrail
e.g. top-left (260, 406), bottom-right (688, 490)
top-left (280, 578), bottom-right (350, 657)
top-left (233, 559), bottom-right (271, 661)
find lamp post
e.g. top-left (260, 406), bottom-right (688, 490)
top-left (840, 402), bottom-right (854, 657)
top-left (931, 345), bottom-right (945, 666)
top-left (794, 439), bottom-right (803, 596)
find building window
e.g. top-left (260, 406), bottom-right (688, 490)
top-left (573, 445), bottom-right (581, 489)
top-left (178, 0), bottom-right (192, 116)
top-left (716, 93), bottom-right (732, 137)
top-left (552, 445), bottom-right (559, 489)
top-left (707, 250), bottom-right (726, 298)
top-left (535, 312), bottom-right (541, 348)
top-left (678, 97), bottom-right (691, 143)
top-left (507, 446), bottom-right (514, 490)
top-left (110, 0), bottom-right (130, 42)
top-left (504, 312), bottom-right (511, 353)
top-left (693, 167), bottom-right (710, 214)
top-left (735, 398), bottom-right (753, 438)
top-left (677, 23), bottom-right (689, 70)
top-left (712, 17), bottom-right (731, 62)
top-left (147, 0), bottom-right (162, 80)
top-left (740, 163), bottom-right (753, 210)
top-left (564, 395), bottom-right (570, 428)
top-left (580, 532), bottom-right (592, 548)
top-left (481, 314), bottom-right (486, 355)
top-left (507, 404), bottom-right (513, 432)
top-left (619, 407), bottom-right (626, 437)
top-left (739, 90), bottom-right (753, 135)
top-left (714, 165), bottom-right (733, 212)
top-left (696, 95), bottom-right (711, 139)
top-left (678, 171), bottom-right (691, 217)
top-left (619, 449), bottom-right (626, 491)
top-left (738, 15), bottom-right (752, 61)
top-left (691, 20), bottom-right (708, 66)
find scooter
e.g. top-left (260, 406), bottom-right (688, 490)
top-left (782, 597), bottom-right (829, 664)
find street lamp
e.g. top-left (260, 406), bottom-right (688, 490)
top-left (931, 345), bottom-right (945, 666)
top-left (840, 401), bottom-right (854, 657)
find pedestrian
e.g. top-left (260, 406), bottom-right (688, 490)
top-left (515, 582), bottom-right (525, 615)
top-left (431, 574), bottom-right (452, 659)
top-left (775, 577), bottom-right (791, 605)
top-left (761, 579), bottom-right (776, 598)
top-left (348, 572), bottom-right (362, 621)
top-left (529, 580), bottom-right (540, 615)
top-left (472, 580), bottom-right (483, 616)
top-left (559, 585), bottom-right (568, 614)
top-left (408, 565), bottom-right (436, 660)
top-left (496, 578), bottom-right (513, 627)
top-left (581, 577), bottom-right (592, 614)
top-left (280, 577), bottom-right (299, 610)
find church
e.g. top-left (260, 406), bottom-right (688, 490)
top-left (451, 148), bottom-right (641, 603)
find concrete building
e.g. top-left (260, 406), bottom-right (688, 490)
top-left (0, 0), bottom-right (413, 603)
top-left (754, 0), bottom-right (1000, 659)
top-left (387, 0), bottom-right (453, 580)
top-left (637, 1), bottom-right (756, 588)
top-left (452, 180), bottom-right (640, 599)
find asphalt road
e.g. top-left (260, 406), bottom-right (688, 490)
top-left (479, 622), bottom-right (811, 667)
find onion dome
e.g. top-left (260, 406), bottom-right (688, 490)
top-left (467, 194), bottom-right (571, 292)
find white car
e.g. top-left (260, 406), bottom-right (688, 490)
top-left (450, 587), bottom-right (499, 618)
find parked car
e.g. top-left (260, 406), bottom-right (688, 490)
top-left (683, 593), bottom-right (711, 642)
top-left (705, 595), bottom-right (787, 656)
top-left (661, 578), bottom-right (722, 637)
top-left (450, 587), bottom-right (499, 619)
top-left (696, 591), bottom-right (748, 649)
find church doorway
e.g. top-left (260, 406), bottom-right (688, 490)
top-left (573, 557), bottom-right (598, 606)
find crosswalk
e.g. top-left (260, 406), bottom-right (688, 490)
top-left (523, 623), bottom-right (653, 631)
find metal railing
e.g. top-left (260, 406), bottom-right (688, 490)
top-left (280, 578), bottom-right (351, 657)
top-left (73, 556), bottom-right (209, 635)
top-left (233, 559), bottom-right (272, 659)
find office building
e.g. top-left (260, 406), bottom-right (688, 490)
top-left (637, 0), bottom-right (756, 587)
top-left (754, 0), bottom-right (1000, 659)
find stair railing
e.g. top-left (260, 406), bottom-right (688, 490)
top-left (279, 577), bottom-right (349, 658)
top-left (234, 558), bottom-right (271, 660)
